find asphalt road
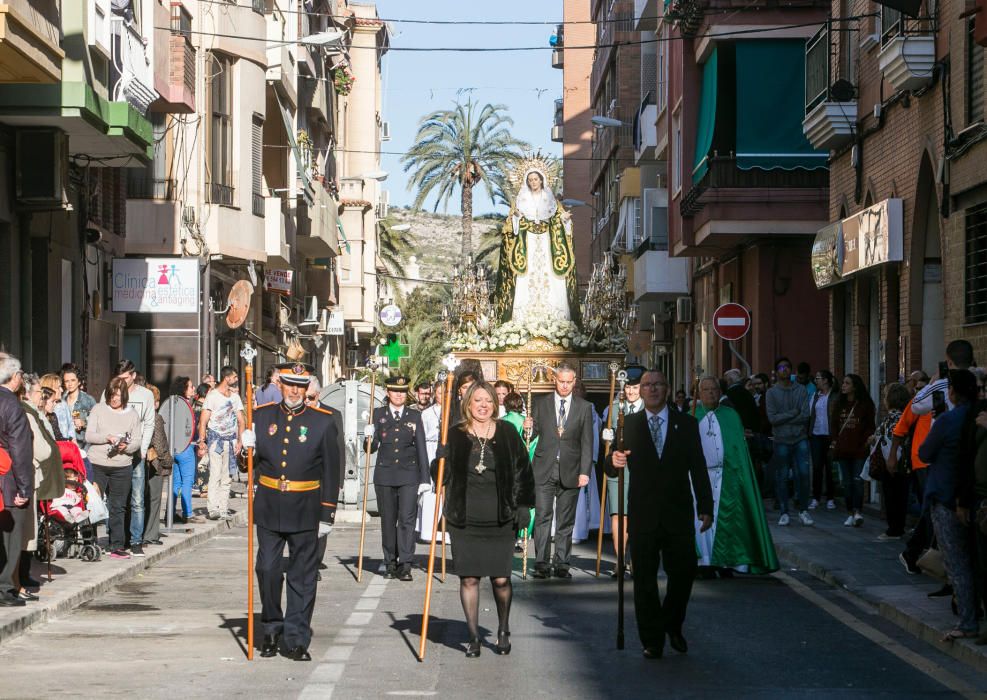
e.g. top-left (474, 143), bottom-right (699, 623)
top-left (1, 523), bottom-right (984, 699)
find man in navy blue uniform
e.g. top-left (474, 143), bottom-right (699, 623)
top-left (243, 362), bottom-right (340, 661)
top-left (364, 376), bottom-right (430, 581)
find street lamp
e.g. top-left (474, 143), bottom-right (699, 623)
top-left (591, 116), bottom-right (629, 128)
top-left (390, 223), bottom-right (411, 232)
top-left (562, 198), bottom-right (597, 211)
top-left (297, 30), bottom-right (346, 47)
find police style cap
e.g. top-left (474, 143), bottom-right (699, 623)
top-left (276, 362), bottom-right (315, 387)
top-left (624, 365), bottom-right (647, 386)
top-left (385, 375), bottom-right (411, 392)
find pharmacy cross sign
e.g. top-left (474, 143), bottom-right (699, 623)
top-left (379, 334), bottom-right (410, 368)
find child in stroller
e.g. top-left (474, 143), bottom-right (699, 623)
top-left (36, 464), bottom-right (104, 563)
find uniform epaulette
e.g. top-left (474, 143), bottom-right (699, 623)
top-left (255, 402), bottom-right (277, 409)
top-left (310, 405), bottom-right (334, 415)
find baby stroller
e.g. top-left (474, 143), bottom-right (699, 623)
top-left (35, 456), bottom-right (105, 563)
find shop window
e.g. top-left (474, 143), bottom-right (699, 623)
top-left (965, 202), bottom-right (987, 324)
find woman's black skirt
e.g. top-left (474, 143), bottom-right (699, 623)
top-left (448, 520), bottom-right (515, 578)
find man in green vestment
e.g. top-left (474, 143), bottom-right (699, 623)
top-left (693, 377), bottom-right (779, 576)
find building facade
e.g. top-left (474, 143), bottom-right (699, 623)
top-left (809, 0), bottom-right (987, 396)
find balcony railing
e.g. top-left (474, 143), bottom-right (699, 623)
top-left (680, 156), bottom-right (829, 216)
top-left (209, 182), bottom-right (235, 207)
top-left (591, 106), bottom-right (634, 165)
top-left (805, 24), bottom-right (831, 112)
top-left (880, 5), bottom-right (937, 47)
top-left (127, 175), bottom-right (175, 200)
top-left (554, 97), bottom-right (564, 127)
top-left (252, 192), bottom-right (265, 218)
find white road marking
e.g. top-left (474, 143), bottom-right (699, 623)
top-left (297, 574), bottom-right (388, 700)
top-left (775, 571), bottom-right (985, 700)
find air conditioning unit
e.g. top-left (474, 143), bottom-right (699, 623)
top-left (15, 130), bottom-right (68, 207)
top-left (675, 296), bottom-right (693, 323)
top-left (380, 121), bottom-right (391, 141)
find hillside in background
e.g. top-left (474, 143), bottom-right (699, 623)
top-left (387, 206), bottom-right (503, 282)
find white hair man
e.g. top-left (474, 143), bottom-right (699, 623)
top-left (0, 353), bottom-right (33, 607)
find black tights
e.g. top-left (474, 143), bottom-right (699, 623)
top-left (459, 576), bottom-right (512, 639)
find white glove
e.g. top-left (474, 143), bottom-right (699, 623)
top-left (418, 483), bottom-right (431, 497)
top-left (602, 428), bottom-right (615, 442)
top-left (318, 522), bottom-right (333, 538)
top-left (364, 424), bottom-right (375, 440)
top-left (241, 428), bottom-right (256, 449)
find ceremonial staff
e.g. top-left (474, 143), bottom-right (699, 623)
top-left (595, 361), bottom-right (620, 577)
top-left (240, 342), bottom-right (258, 661)
top-left (356, 356), bottom-right (380, 583)
top-left (418, 354), bottom-right (459, 662)
top-left (614, 369), bottom-right (628, 651)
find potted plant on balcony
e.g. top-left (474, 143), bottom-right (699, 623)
top-left (332, 66), bottom-right (355, 96)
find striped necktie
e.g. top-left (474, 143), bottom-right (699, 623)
top-left (649, 414), bottom-right (664, 455)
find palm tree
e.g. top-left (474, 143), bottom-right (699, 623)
top-left (377, 218), bottom-right (414, 295)
top-left (402, 101), bottom-right (526, 261)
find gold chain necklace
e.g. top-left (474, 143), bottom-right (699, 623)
top-left (470, 422), bottom-right (494, 474)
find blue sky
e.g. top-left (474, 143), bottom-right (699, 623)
top-left (375, 0), bottom-right (563, 216)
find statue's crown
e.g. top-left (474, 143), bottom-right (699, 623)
top-left (507, 152), bottom-right (556, 194)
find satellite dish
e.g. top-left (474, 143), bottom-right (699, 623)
top-left (226, 280), bottom-right (254, 329)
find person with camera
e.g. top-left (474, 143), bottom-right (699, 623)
top-left (86, 377), bottom-right (141, 559)
top-left (434, 381), bottom-right (535, 657)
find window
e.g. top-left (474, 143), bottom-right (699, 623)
top-left (252, 113), bottom-right (264, 217)
top-left (838, 0), bottom-right (857, 84)
top-left (672, 114), bottom-right (682, 194)
top-left (967, 18), bottom-right (984, 125)
top-left (657, 28), bottom-right (667, 113)
top-left (207, 52), bottom-right (234, 205)
top-left (965, 202), bottom-right (987, 324)
top-left (880, 6), bottom-right (902, 46)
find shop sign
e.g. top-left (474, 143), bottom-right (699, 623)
top-left (265, 269), bottom-right (293, 295)
top-left (811, 199), bottom-right (903, 289)
top-left (326, 311), bottom-right (344, 336)
top-left (111, 257), bottom-right (199, 313)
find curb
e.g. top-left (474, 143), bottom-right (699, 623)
top-left (775, 542), bottom-right (987, 674)
top-left (0, 509), bottom-right (247, 647)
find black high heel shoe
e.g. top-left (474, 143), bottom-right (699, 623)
top-left (465, 637), bottom-right (481, 658)
top-left (495, 630), bottom-right (512, 655)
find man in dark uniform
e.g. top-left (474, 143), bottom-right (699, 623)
top-left (242, 362), bottom-right (340, 661)
top-left (363, 376), bottom-right (429, 581)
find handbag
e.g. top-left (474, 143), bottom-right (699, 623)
top-left (867, 437), bottom-right (888, 481)
top-left (916, 547), bottom-right (947, 581)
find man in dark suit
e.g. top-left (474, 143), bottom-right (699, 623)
top-left (608, 369), bottom-right (713, 659)
top-left (244, 362), bottom-right (340, 661)
top-left (522, 362), bottom-right (594, 579)
top-left (0, 353), bottom-right (32, 608)
top-left (365, 376), bottom-right (430, 581)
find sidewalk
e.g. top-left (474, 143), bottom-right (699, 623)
top-left (0, 490), bottom-right (251, 645)
top-left (768, 501), bottom-right (987, 673)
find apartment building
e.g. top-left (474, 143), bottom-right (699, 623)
top-left (0, 0), bottom-right (388, 393)
top-left (808, 0), bottom-right (987, 395)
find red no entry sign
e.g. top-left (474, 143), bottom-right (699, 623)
top-left (712, 303), bottom-right (751, 341)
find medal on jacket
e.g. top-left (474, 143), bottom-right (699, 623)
top-left (268, 423), bottom-right (278, 436)
top-left (299, 426), bottom-right (308, 443)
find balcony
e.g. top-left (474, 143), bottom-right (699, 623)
top-left (110, 17), bottom-right (158, 116)
top-left (802, 23), bottom-right (856, 151)
top-left (265, 197), bottom-right (291, 269)
top-left (552, 97), bottom-right (563, 141)
top-left (0, 0), bottom-right (62, 83)
top-left (266, 44), bottom-right (297, 109)
top-left (127, 175), bottom-right (175, 200)
top-left (633, 250), bottom-right (689, 301)
top-left (151, 1), bottom-right (195, 113)
top-left (877, 8), bottom-right (936, 93)
top-left (634, 0), bottom-right (659, 31)
top-left (682, 156), bottom-right (828, 216)
top-left (552, 125), bottom-right (563, 142)
top-left (252, 192), bottom-right (265, 218)
top-left (209, 182), bottom-right (235, 207)
top-left (634, 91), bottom-right (658, 162)
top-left (551, 23), bottom-right (564, 68)
top-left (297, 186), bottom-right (341, 258)
top-left (552, 48), bottom-right (564, 69)
top-left (591, 106), bottom-right (634, 178)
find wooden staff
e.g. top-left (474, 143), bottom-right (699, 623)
top-left (240, 342), bottom-right (257, 661)
top-left (418, 357), bottom-right (458, 662)
top-left (595, 362), bottom-right (620, 577)
top-left (615, 370), bottom-right (628, 651)
top-left (520, 363), bottom-right (534, 579)
top-left (356, 357), bottom-right (380, 583)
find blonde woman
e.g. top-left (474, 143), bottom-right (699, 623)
top-left (435, 381), bottom-right (535, 658)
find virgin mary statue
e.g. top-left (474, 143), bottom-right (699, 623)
top-left (493, 159), bottom-right (581, 326)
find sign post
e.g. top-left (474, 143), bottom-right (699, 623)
top-left (712, 303), bottom-right (752, 377)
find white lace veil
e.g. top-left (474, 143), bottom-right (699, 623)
top-left (514, 168), bottom-right (557, 222)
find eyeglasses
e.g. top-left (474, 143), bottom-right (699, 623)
top-left (640, 382), bottom-right (668, 390)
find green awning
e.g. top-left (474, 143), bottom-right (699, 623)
top-left (735, 40), bottom-right (828, 171)
top-left (337, 220), bottom-right (351, 253)
top-left (692, 48), bottom-right (718, 184)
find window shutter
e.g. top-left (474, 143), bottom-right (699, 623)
top-left (252, 114), bottom-right (263, 196)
